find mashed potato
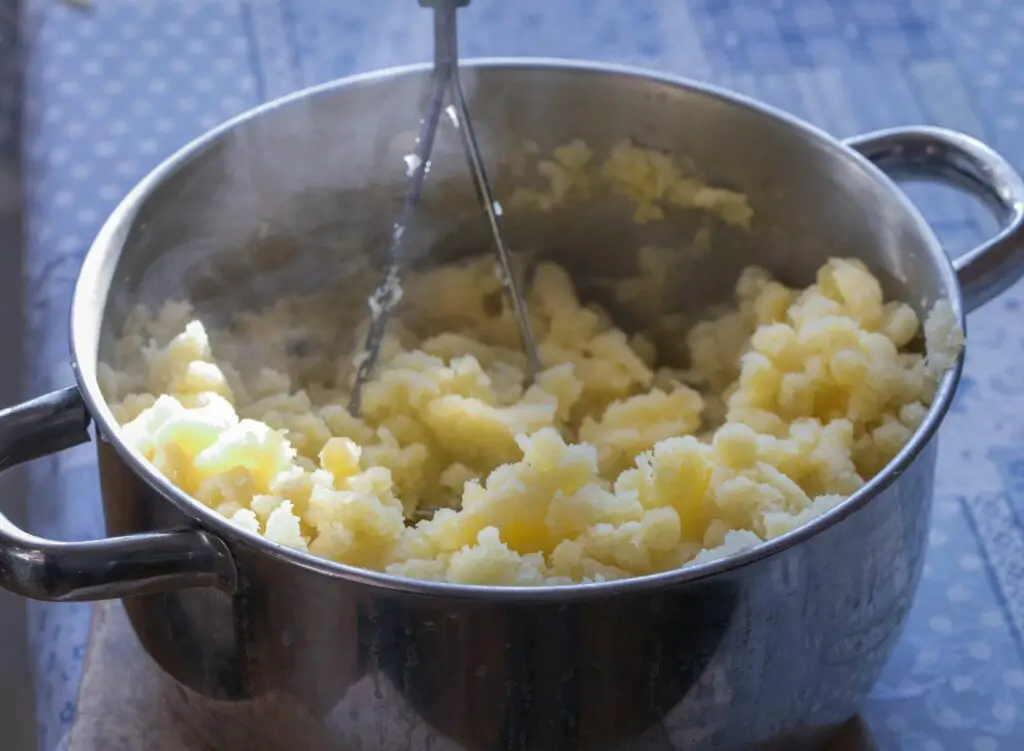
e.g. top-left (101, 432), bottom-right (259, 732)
top-left (508, 138), bottom-right (754, 227)
top-left (98, 253), bottom-right (963, 586)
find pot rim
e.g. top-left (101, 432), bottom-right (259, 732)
top-left (70, 57), bottom-right (965, 602)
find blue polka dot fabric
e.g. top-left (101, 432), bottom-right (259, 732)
top-left (17, 0), bottom-right (1024, 749)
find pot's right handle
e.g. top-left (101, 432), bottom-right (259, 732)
top-left (0, 386), bottom-right (236, 601)
top-left (845, 126), bottom-right (1024, 313)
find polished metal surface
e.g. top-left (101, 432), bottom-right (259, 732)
top-left (350, 1), bottom-right (539, 414)
top-left (845, 125), bottom-right (1024, 312)
top-left (3, 60), bottom-right (1024, 749)
top-left (0, 387), bottom-right (236, 601)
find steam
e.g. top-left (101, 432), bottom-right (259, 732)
top-left (115, 3), bottom-right (491, 373)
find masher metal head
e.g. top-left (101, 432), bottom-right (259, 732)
top-left (348, 0), bottom-right (540, 416)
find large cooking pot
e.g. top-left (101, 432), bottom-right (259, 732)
top-left (2, 60), bottom-right (1022, 750)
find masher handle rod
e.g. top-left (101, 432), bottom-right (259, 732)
top-left (432, 0), bottom-right (540, 377)
top-left (348, 4), bottom-right (457, 416)
top-left (448, 67), bottom-right (542, 379)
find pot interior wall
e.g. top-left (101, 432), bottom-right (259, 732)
top-left (93, 63), bottom-right (947, 369)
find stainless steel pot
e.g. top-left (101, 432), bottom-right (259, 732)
top-left (2, 60), bottom-right (1023, 751)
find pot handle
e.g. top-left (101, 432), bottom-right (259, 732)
top-left (0, 386), bottom-right (236, 601)
top-left (844, 126), bottom-right (1024, 313)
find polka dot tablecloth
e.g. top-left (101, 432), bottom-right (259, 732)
top-left (16, 0), bottom-right (1024, 749)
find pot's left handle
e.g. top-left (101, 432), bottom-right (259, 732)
top-left (0, 386), bottom-right (237, 602)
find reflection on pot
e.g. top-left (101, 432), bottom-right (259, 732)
top-left (373, 581), bottom-right (739, 750)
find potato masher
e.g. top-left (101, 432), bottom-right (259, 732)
top-left (348, 0), bottom-right (541, 415)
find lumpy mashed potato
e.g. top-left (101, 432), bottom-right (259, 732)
top-left (99, 256), bottom-right (962, 585)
